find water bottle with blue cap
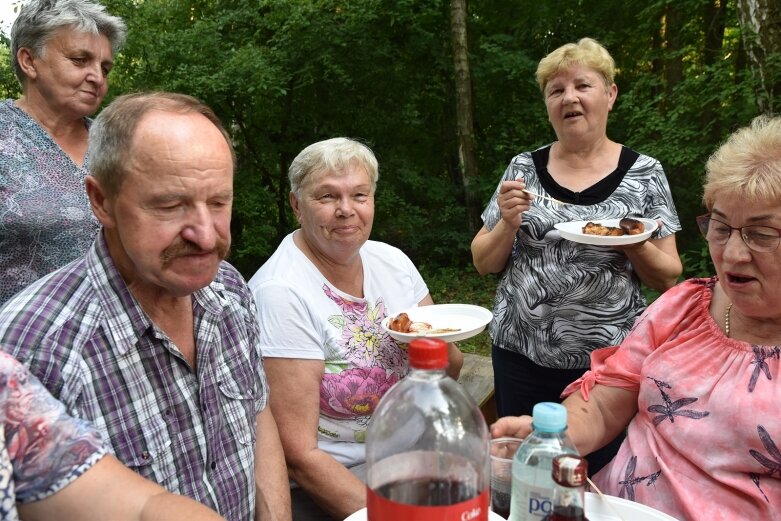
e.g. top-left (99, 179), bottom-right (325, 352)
top-left (508, 402), bottom-right (578, 521)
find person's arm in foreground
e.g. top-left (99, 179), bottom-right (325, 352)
top-left (490, 384), bottom-right (638, 456)
top-left (264, 357), bottom-right (365, 519)
top-left (619, 232), bottom-right (682, 292)
top-left (18, 455), bottom-right (224, 521)
top-left (254, 406), bottom-right (293, 521)
top-left (471, 178), bottom-right (532, 275)
top-left (418, 294), bottom-right (464, 379)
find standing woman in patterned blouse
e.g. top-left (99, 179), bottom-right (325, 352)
top-left (0, 0), bottom-right (126, 305)
top-left (471, 38), bottom-right (683, 473)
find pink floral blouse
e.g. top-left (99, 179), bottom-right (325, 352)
top-left (563, 277), bottom-right (780, 521)
top-left (0, 351), bottom-right (105, 519)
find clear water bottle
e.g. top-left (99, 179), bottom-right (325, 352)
top-left (366, 338), bottom-right (490, 521)
top-left (509, 402), bottom-right (578, 521)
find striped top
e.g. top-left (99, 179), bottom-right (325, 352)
top-left (0, 232), bottom-right (268, 521)
top-left (482, 144), bottom-right (681, 369)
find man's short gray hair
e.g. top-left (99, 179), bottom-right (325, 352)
top-left (88, 92), bottom-right (234, 197)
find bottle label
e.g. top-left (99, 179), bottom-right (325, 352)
top-left (510, 483), bottom-right (551, 520)
top-left (366, 486), bottom-right (489, 521)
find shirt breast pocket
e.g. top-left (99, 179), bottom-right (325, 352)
top-left (112, 418), bottom-right (177, 487)
top-left (218, 379), bottom-right (257, 448)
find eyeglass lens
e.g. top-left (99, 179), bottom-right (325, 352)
top-left (700, 216), bottom-right (781, 252)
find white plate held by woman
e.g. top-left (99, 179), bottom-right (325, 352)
top-left (381, 304), bottom-right (493, 344)
top-left (555, 218), bottom-right (658, 246)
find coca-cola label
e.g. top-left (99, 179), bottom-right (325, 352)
top-left (366, 486), bottom-right (489, 521)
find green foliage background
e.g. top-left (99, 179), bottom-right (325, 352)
top-left (2, 0), bottom-right (776, 311)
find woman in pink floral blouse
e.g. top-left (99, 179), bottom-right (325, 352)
top-left (492, 116), bottom-right (781, 520)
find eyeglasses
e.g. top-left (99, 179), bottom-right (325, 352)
top-left (696, 214), bottom-right (781, 253)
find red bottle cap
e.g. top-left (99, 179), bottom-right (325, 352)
top-left (408, 338), bottom-right (448, 369)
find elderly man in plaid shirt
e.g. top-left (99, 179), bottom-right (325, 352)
top-left (0, 92), bottom-right (291, 521)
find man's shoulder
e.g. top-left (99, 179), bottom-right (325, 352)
top-left (212, 261), bottom-right (255, 308)
top-left (215, 260), bottom-right (250, 293)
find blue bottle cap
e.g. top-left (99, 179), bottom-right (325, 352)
top-left (531, 402), bottom-right (567, 433)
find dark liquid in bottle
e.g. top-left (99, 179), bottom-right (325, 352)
top-left (490, 490), bottom-right (511, 519)
top-left (541, 505), bottom-right (589, 521)
top-left (374, 478), bottom-right (478, 506)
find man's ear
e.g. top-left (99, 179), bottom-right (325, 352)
top-left (85, 176), bottom-right (115, 228)
top-left (16, 48), bottom-right (38, 81)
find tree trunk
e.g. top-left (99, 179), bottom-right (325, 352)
top-left (664, 3), bottom-right (684, 102)
top-left (736, 0), bottom-right (781, 114)
top-left (702, 0), bottom-right (728, 139)
top-left (703, 0), bottom-right (727, 67)
top-left (450, 0), bottom-right (482, 234)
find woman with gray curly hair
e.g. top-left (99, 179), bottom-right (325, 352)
top-left (0, 0), bottom-right (126, 304)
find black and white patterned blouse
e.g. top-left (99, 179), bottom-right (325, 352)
top-left (482, 144), bottom-right (681, 369)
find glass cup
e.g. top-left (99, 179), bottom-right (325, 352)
top-left (490, 437), bottom-right (523, 519)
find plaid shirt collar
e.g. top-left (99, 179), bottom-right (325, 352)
top-left (85, 232), bottom-right (229, 356)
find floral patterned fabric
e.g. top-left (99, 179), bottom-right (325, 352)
top-left (0, 351), bottom-right (106, 519)
top-left (563, 278), bottom-right (781, 521)
top-left (249, 232), bottom-right (428, 468)
top-left (0, 99), bottom-right (100, 306)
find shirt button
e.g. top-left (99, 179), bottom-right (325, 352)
top-left (142, 451), bottom-right (151, 460)
top-left (211, 461), bottom-right (217, 470)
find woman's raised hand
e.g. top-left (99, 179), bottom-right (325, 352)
top-left (498, 178), bottom-right (532, 228)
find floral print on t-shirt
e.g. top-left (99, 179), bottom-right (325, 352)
top-left (318, 285), bottom-right (408, 442)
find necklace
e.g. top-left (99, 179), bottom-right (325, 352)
top-left (725, 303), bottom-right (733, 337)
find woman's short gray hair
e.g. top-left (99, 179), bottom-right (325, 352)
top-left (289, 137), bottom-right (379, 196)
top-left (703, 115), bottom-right (781, 210)
top-left (10, 0), bottom-right (127, 84)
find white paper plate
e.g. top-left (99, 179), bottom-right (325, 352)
top-left (554, 218), bottom-right (658, 246)
top-left (381, 304), bottom-right (492, 344)
top-left (344, 508), bottom-right (506, 521)
top-left (584, 492), bottom-right (680, 520)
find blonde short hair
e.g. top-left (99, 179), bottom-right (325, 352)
top-left (702, 115), bottom-right (781, 210)
top-left (535, 37), bottom-right (615, 93)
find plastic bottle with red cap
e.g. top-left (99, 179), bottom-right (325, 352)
top-left (541, 454), bottom-right (589, 521)
top-left (365, 337), bottom-right (490, 521)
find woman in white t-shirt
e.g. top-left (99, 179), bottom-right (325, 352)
top-left (248, 137), bottom-right (463, 521)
